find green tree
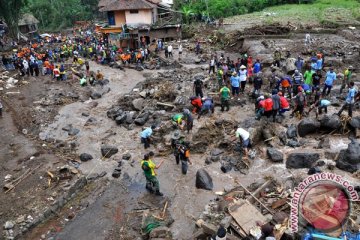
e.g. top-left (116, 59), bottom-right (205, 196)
top-left (0, 0), bottom-right (28, 38)
top-left (181, 5), bottom-right (194, 24)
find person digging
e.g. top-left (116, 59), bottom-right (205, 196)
top-left (141, 152), bottom-right (164, 196)
top-left (234, 127), bottom-right (251, 160)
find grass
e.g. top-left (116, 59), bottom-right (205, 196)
top-left (225, 0), bottom-right (360, 27)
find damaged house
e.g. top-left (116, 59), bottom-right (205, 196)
top-left (98, 0), bottom-right (181, 49)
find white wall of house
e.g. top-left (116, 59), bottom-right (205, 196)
top-left (125, 9), bottom-right (153, 25)
top-left (161, 0), bottom-right (173, 5)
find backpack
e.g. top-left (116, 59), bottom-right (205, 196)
top-left (296, 93), bottom-right (305, 106)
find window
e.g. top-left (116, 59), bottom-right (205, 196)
top-left (108, 11), bottom-right (115, 25)
top-left (129, 10), bottom-right (139, 14)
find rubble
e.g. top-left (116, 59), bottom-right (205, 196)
top-left (100, 145), bottom-right (118, 158)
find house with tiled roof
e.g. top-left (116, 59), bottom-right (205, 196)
top-left (98, 0), bottom-right (180, 49)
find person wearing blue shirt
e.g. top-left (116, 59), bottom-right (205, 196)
top-left (230, 72), bottom-right (240, 99)
top-left (322, 68), bottom-right (336, 96)
top-left (295, 56), bottom-right (304, 72)
top-left (316, 58), bottom-right (323, 70)
top-left (253, 59), bottom-right (261, 74)
top-left (140, 125), bottom-right (156, 149)
top-left (338, 82), bottom-right (357, 117)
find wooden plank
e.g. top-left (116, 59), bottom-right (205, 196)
top-left (271, 198), bottom-right (288, 209)
top-left (247, 180), bottom-right (272, 203)
top-left (229, 199), bottom-right (267, 234)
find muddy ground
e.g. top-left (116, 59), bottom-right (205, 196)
top-left (1, 25), bottom-right (360, 240)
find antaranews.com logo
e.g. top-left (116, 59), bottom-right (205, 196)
top-left (290, 172), bottom-right (359, 233)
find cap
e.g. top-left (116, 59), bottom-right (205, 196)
top-left (216, 226), bottom-right (227, 239)
top-left (298, 86), bottom-right (303, 91)
top-left (183, 108), bottom-right (191, 115)
top-left (232, 71), bottom-right (237, 76)
top-left (240, 65), bottom-right (246, 69)
top-left (349, 66), bottom-right (353, 69)
top-left (295, 69), bottom-right (299, 73)
top-left (151, 125), bottom-right (156, 129)
top-left (258, 95), bottom-right (265, 100)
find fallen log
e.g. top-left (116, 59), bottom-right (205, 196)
top-left (156, 102), bottom-right (175, 108)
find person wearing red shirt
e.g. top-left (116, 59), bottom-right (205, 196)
top-left (190, 96), bottom-right (202, 114)
top-left (264, 94), bottom-right (273, 119)
top-left (278, 92), bottom-right (290, 116)
top-left (255, 95), bottom-right (265, 120)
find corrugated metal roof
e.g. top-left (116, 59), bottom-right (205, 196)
top-left (99, 0), bottom-right (155, 12)
top-left (18, 13), bottom-right (39, 26)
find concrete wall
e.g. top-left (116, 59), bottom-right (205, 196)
top-left (114, 11), bottom-right (126, 27)
top-left (125, 9), bottom-right (152, 25)
top-left (141, 27), bottom-right (181, 42)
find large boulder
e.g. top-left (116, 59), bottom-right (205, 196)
top-left (336, 140), bottom-right (360, 173)
top-left (132, 98), bottom-right (145, 111)
top-left (115, 114), bottom-right (127, 125)
top-left (134, 112), bottom-right (150, 126)
top-left (90, 92), bottom-right (102, 100)
top-left (101, 145), bottom-right (118, 158)
top-left (320, 114), bottom-right (341, 130)
top-left (107, 107), bottom-right (123, 120)
top-left (286, 152), bottom-right (320, 168)
top-left (349, 116), bottom-right (360, 129)
top-left (267, 148), bottom-right (284, 162)
top-left (286, 124), bottom-right (297, 139)
top-left (284, 58), bottom-right (297, 74)
top-left (195, 169), bottom-right (213, 190)
top-left (297, 118), bottom-right (320, 137)
top-left (80, 153), bottom-right (93, 162)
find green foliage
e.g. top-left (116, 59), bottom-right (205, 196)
top-left (176, 0), bottom-right (303, 20)
top-left (0, 0), bottom-right (28, 38)
top-left (26, 0), bottom-right (99, 31)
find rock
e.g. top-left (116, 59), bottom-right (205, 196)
top-left (195, 58), bottom-right (201, 64)
top-left (90, 92), bottom-right (102, 99)
top-left (107, 107), bottom-right (123, 120)
top-left (82, 112), bottom-right (90, 117)
top-left (125, 112), bottom-right (135, 124)
top-left (87, 173), bottom-right (99, 181)
top-left (122, 153), bottom-right (132, 160)
top-left (211, 148), bottom-right (224, 156)
top-left (308, 166), bottom-right (321, 175)
top-left (286, 124), bottom-right (297, 138)
top-left (68, 128), bottom-right (80, 136)
top-left (132, 98), bottom-right (145, 111)
top-left (287, 139), bottom-right (301, 148)
top-left (134, 112), bottom-right (150, 126)
top-left (115, 114), bottom-right (127, 125)
top-left (318, 138), bottom-right (330, 149)
top-left (284, 58), bottom-right (297, 74)
top-left (267, 148), bottom-right (284, 162)
top-left (149, 226), bottom-right (172, 238)
top-left (79, 153), bottom-right (93, 162)
top-left (220, 162), bottom-right (232, 173)
top-left (112, 170), bottom-right (121, 178)
top-left (62, 124), bottom-right (72, 132)
top-left (101, 145), bottom-right (118, 158)
top-left (320, 114), bottom-right (341, 130)
top-left (286, 153), bottom-right (320, 168)
top-left (195, 169), bottom-right (213, 190)
top-left (99, 171), bottom-right (107, 177)
top-left (336, 140), bottom-right (360, 173)
top-left (4, 221), bottom-right (14, 230)
top-left (210, 155), bottom-right (220, 162)
top-left (84, 117), bottom-right (97, 126)
top-left (349, 116), bottom-right (360, 128)
top-left (139, 90), bottom-right (147, 98)
top-left (297, 118), bottom-right (320, 137)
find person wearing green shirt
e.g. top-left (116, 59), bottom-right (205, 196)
top-left (304, 69), bottom-right (313, 86)
top-left (220, 85), bottom-right (231, 111)
top-left (340, 66), bottom-right (353, 94)
top-left (141, 152), bottom-right (164, 196)
top-left (171, 113), bottom-right (184, 129)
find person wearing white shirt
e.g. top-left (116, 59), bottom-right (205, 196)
top-left (168, 45), bottom-right (173, 57)
top-left (235, 127), bottom-right (250, 159)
